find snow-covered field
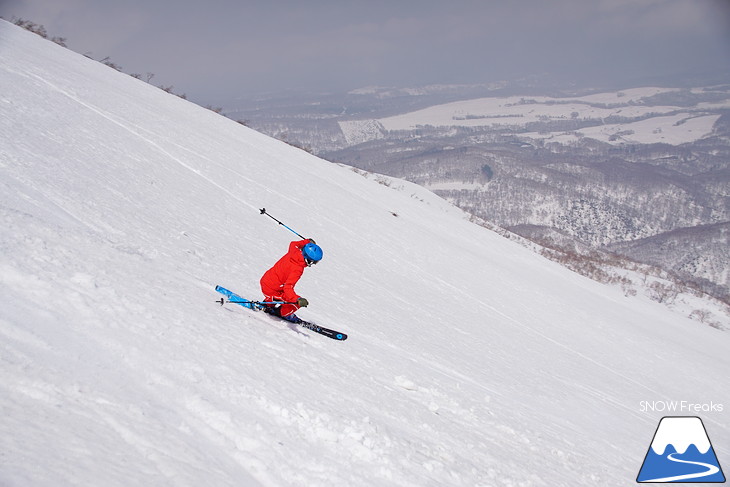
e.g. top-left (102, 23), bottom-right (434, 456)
top-left (339, 86), bottom-right (729, 147)
top-left (377, 93), bottom-right (678, 130)
top-left (1, 21), bottom-right (728, 487)
top-left (523, 113), bottom-right (722, 146)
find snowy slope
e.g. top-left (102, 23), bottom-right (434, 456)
top-left (1, 21), bottom-right (729, 487)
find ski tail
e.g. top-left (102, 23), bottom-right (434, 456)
top-left (215, 285), bottom-right (260, 310)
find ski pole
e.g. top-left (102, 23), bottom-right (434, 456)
top-left (259, 208), bottom-right (306, 239)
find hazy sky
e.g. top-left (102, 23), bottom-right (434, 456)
top-left (2, 0), bottom-right (729, 104)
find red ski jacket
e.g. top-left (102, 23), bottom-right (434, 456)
top-left (259, 239), bottom-right (310, 302)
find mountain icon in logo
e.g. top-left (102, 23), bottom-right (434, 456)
top-left (637, 416), bottom-right (725, 483)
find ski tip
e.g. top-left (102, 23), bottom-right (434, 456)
top-left (326, 329), bottom-right (347, 341)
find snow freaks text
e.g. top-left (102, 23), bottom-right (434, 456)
top-left (639, 401), bottom-right (724, 413)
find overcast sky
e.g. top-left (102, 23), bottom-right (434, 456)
top-left (2, 0), bottom-right (729, 104)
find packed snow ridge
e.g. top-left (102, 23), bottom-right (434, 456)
top-left (1, 20), bottom-right (729, 487)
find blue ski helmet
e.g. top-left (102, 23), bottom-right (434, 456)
top-left (302, 242), bottom-right (323, 265)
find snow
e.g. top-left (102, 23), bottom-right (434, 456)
top-left (570, 87), bottom-right (679, 105)
top-left (338, 119), bottom-right (385, 145)
top-left (369, 87), bottom-right (720, 146)
top-left (376, 94), bottom-right (679, 131)
top-left (1, 20), bottom-right (729, 487)
top-left (524, 113), bottom-right (723, 146)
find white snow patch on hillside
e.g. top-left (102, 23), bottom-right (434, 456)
top-left (376, 90), bottom-right (682, 132)
top-left (338, 119), bottom-right (385, 145)
top-left (367, 86), bottom-right (720, 147)
top-left (525, 113), bottom-right (722, 146)
top-left (2, 20), bottom-right (729, 487)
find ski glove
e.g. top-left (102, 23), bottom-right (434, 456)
top-left (297, 297), bottom-right (309, 308)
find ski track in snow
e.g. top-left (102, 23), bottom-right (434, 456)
top-left (1, 21), bottom-right (729, 487)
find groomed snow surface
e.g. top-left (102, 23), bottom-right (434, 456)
top-left (1, 21), bottom-right (728, 486)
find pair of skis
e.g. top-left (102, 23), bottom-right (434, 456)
top-left (215, 285), bottom-right (347, 341)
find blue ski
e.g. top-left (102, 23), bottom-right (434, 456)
top-left (215, 285), bottom-right (261, 310)
top-left (215, 285), bottom-right (347, 341)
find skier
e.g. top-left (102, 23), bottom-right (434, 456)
top-left (260, 238), bottom-right (323, 321)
